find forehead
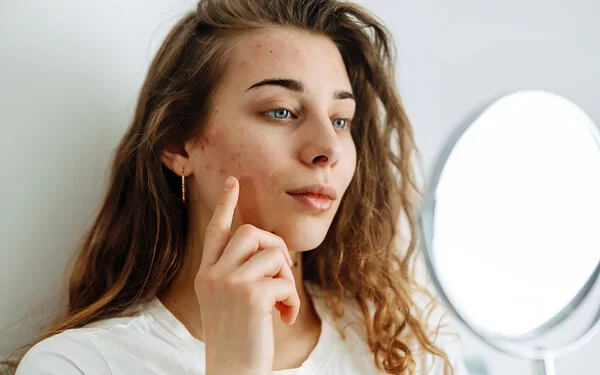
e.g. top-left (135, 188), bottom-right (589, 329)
top-left (225, 27), bottom-right (351, 90)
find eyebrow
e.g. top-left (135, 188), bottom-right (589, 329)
top-left (245, 78), bottom-right (355, 101)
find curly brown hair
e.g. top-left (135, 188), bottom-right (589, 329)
top-left (2, 0), bottom-right (454, 374)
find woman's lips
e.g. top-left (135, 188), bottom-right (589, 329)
top-left (287, 193), bottom-right (333, 212)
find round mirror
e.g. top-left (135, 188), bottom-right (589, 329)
top-left (419, 90), bottom-right (600, 374)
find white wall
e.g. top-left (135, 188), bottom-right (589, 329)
top-left (0, 0), bottom-right (198, 358)
top-left (1, 1), bottom-right (599, 374)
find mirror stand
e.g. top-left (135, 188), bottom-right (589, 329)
top-left (533, 353), bottom-right (555, 375)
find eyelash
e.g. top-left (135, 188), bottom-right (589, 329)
top-left (263, 108), bottom-right (352, 130)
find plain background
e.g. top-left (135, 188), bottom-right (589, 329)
top-left (1, 1), bottom-right (599, 374)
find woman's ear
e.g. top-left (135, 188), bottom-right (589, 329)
top-left (161, 141), bottom-right (194, 176)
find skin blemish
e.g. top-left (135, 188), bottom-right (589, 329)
top-left (249, 42), bottom-right (267, 58)
top-left (201, 132), bottom-right (216, 151)
top-left (231, 151), bottom-right (243, 169)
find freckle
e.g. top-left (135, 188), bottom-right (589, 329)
top-left (269, 50), bottom-right (272, 53)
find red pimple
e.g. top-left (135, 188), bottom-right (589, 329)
top-left (200, 132), bottom-right (216, 151)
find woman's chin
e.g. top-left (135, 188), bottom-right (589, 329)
top-left (275, 227), bottom-right (329, 253)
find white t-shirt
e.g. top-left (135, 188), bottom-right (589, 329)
top-left (16, 283), bottom-right (468, 374)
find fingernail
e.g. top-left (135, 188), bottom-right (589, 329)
top-left (223, 176), bottom-right (235, 191)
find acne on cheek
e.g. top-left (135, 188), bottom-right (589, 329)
top-left (233, 151), bottom-right (242, 168)
top-left (198, 130), bottom-right (219, 173)
top-left (199, 129), bottom-right (248, 175)
top-left (221, 150), bottom-right (245, 176)
top-left (225, 126), bottom-right (249, 171)
top-left (199, 132), bottom-right (215, 152)
top-left (228, 148), bottom-right (274, 181)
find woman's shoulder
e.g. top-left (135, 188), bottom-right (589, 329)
top-left (16, 328), bottom-right (111, 374)
top-left (16, 306), bottom-right (157, 375)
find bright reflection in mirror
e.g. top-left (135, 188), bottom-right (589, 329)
top-left (432, 91), bottom-right (600, 338)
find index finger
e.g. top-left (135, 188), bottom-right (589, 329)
top-left (200, 176), bottom-right (239, 269)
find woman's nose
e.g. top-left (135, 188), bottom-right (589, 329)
top-left (298, 115), bottom-right (343, 168)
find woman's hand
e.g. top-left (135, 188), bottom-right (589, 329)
top-left (195, 176), bottom-right (300, 375)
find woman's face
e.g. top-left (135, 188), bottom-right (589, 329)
top-left (188, 27), bottom-right (357, 252)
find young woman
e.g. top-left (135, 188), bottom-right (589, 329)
top-left (6, 0), bottom-right (467, 374)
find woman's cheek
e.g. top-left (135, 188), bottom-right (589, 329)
top-left (230, 142), bottom-right (273, 176)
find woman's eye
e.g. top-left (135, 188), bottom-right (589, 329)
top-left (332, 118), bottom-right (349, 130)
top-left (264, 109), bottom-right (350, 130)
top-left (264, 108), bottom-right (292, 119)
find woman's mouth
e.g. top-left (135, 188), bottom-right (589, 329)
top-left (287, 193), bottom-right (333, 212)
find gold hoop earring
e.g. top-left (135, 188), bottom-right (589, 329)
top-left (181, 168), bottom-right (186, 204)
